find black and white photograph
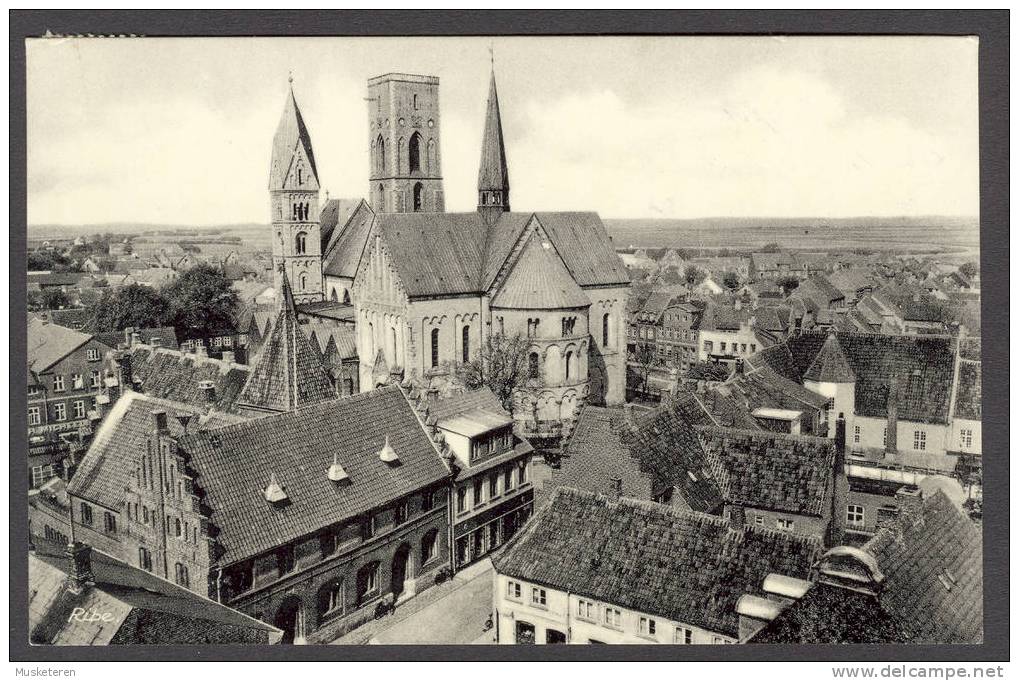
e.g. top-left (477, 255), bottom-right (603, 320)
top-left (10, 10), bottom-right (1008, 673)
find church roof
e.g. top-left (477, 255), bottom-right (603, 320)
top-left (236, 270), bottom-right (335, 413)
top-left (269, 83), bottom-right (319, 190)
top-left (322, 200), bottom-right (376, 278)
top-left (491, 232), bottom-right (590, 310)
top-left (802, 332), bottom-right (856, 383)
top-left (319, 198), bottom-right (363, 250)
top-left (478, 70), bottom-right (509, 195)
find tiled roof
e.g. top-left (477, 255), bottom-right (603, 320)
top-left (269, 85), bottom-right (318, 190)
top-left (697, 426), bottom-right (835, 517)
top-left (491, 232), bottom-right (590, 310)
top-left (802, 333), bottom-right (855, 383)
top-left (179, 385), bottom-right (450, 564)
top-left (531, 213), bottom-right (630, 288)
top-left (28, 318), bottom-right (98, 373)
top-left (477, 70), bottom-right (510, 196)
top-left (863, 490), bottom-right (982, 643)
top-left (68, 392), bottom-right (244, 509)
top-left (306, 323), bottom-right (357, 360)
top-left (318, 198), bottom-right (362, 252)
top-left (638, 290), bottom-right (678, 321)
top-left (752, 490), bottom-right (982, 644)
top-left (96, 327), bottom-right (179, 351)
top-left (751, 252), bottom-right (795, 270)
top-left (751, 331), bottom-right (958, 424)
top-left (29, 538), bottom-right (280, 645)
top-left (237, 272), bottom-right (336, 413)
top-left (954, 359), bottom-right (981, 420)
top-left (424, 386), bottom-right (507, 423)
top-left (129, 346), bottom-right (250, 413)
top-left (28, 272), bottom-right (87, 287)
top-left (698, 303), bottom-right (747, 332)
top-left (322, 200), bottom-right (377, 278)
top-left (495, 488), bottom-right (820, 637)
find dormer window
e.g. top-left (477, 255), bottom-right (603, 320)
top-left (378, 435), bottom-right (399, 464)
top-left (327, 453), bottom-right (349, 482)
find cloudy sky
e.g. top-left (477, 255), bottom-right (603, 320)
top-left (27, 36), bottom-right (978, 225)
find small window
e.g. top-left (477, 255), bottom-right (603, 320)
top-left (421, 489), bottom-right (435, 512)
top-left (506, 580), bottom-right (522, 600)
top-left (577, 599), bottom-right (596, 620)
top-left (321, 579), bottom-right (344, 615)
top-left (361, 514), bottom-right (377, 540)
top-left (603, 607), bottom-right (622, 628)
top-left (488, 473), bottom-right (499, 498)
top-left (87, 348), bottom-right (101, 362)
top-left (473, 478), bottom-right (485, 506)
top-left (80, 502), bottom-right (93, 526)
top-left (89, 370), bottom-right (101, 388)
top-left (53, 403), bottom-right (66, 422)
top-left (73, 400), bottom-right (86, 419)
top-left (174, 563), bottom-right (190, 588)
top-left (53, 376), bottom-right (65, 392)
top-left (528, 352), bottom-right (540, 379)
top-left (72, 374), bottom-right (84, 390)
top-left (456, 486), bottom-right (468, 514)
top-left (776, 518), bottom-right (794, 532)
top-left (853, 425), bottom-right (861, 444)
top-left (518, 459), bottom-right (528, 484)
top-left (430, 328), bottom-right (440, 368)
top-left (421, 529), bottom-right (438, 565)
top-left (504, 467), bottom-right (514, 491)
top-left (531, 587), bottom-right (547, 607)
top-left (961, 429), bottom-right (973, 448)
top-left (103, 511), bottom-right (117, 534)
top-left (139, 547), bottom-right (152, 572)
top-left (28, 406), bottom-right (41, 426)
top-left (356, 562), bottom-right (380, 603)
top-left (847, 504), bottom-right (865, 527)
top-left (639, 617), bottom-right (657, 637)
top-left (914, 430), bottom-right (927, 451)
top-left (674, 627), bottom-right (693, 644)
top-left (394, 501), bottom-right (408, 526)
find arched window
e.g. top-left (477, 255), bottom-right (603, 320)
top-left (299, 273), bottom-right (307, 291)
top-left (297, 167), bottom-right (303, 185)
top-left (409, 133), bottom-right (422, 173)
top-left (355, 562), bottom-right (380, 605)
top-left (376, 184), bottom-right (385, 211)
top-left (462, 326), bottom-right (470, 363)
top-left (602, 313), bottom-right (611, 347)
top-left (329, 288), bottom-right (338, 302)
top-left (367, 322), bottom-right (374, 356)
top-left (430, 328), bottom-right (440, 368)
top-left (295, 232), bottom-right (307, 254)
top-left (528, 352), bottom-right (540, 379)
top-left (317, 579), bottom-right (345, 621)
top-left (413, 182), bottom-right (424, 212)
top-left (565, 351), bottom-right (573, 381)
top-left (343, 289), bottom-right (351, 305)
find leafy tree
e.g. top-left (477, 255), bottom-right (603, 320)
top-left (683, 265), bottom-right (707, 286)
top-left (958, 262), bottom-right (978, 278)
top-left (84, 284), bottom-right (171, 332)
top-left (628, 343), bottom-right (657, 395)
top-left (27, 251), bottom-right (74, 272)
top-left (777, 275), bottom-right (801, 295)
top-left (761, 242), bottom-right (781, 253)
top-left (722, 271), bottom-right (742, 291)
top-left (456, 333), bottom-right (535, 411)
top-left (40, 288), bottom-right (71, 310)
top-left (163, 264), bottom-right (239, 341)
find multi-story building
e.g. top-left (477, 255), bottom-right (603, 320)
top-left (492, 488), bottom-right (820, 644)
top-left (65, 384), bottom-right (453, 644)
top-left (27, 318), bottom-right (115, 488)
top-left (427, 388), bottom-right (535, 570)
top-left (697, 303), bottom-right (769, 365)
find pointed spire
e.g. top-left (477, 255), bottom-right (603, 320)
top-left (278, 262), bottom-right (297, 315)
top-left (477, 65), bottom-right (510, 213)
top-left (269, 76), bottom-right (319, 190)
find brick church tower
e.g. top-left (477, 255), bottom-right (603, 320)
top-left (269, 76), bottom-right (324, 304)
top-left (367, 74), bottom-right (445, 213)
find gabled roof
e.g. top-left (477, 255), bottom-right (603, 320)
top-left (495, 488), bottom-right (820, 638)
top-left (491, 232), bottom-right (590, 310)
top-left (68, 392), bottom-right (244, 509)
top-left (319, 197), bottom-right (363, 252)
top-left (751, 491), bottom-right (982, 644)
top-left (95, 327), bottom-right (179, 351)
top-left (697, 426), bottom-right (835, 517)
top-left (29, 539), bottom-right (281, 645)
top-left (236, 271), bottom-right (336, 413)
top-left (322, 200), bottom-right (377, 278)
top-left (269, 83), bottom-right (318, 190)
top-left (477, 70), bottom-right (510, 196)
top-left (802, 333), bottom-right (855, 383)
top-left (128, 346), bottom-right (251, 414)
top-left (178, 385), bottom-right (450, 564)
top-left (28, 319), bottom-right (100, 373)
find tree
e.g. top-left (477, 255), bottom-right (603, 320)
top-left (684, 265), bottom-right (707, 286)
top-left (722, 270), bottom-right (742, 291)
top-left (761, 242), bottom-right (781, 253)
top-left (455, 333), bottom-right (534, 411)
top-left (163, 264), bottom-right (239, 341)
top-left (27, 251), bottom-right (74, 272)
top-left (776, 275), bottom-right (800, 295)
top-left (958, 262), bottom-right (978, 278)
top-left (40, 288), bottom-right (70, 310)
top-left (84, 284), bottom-right (172, 332)
top-left (628, 343), bottom-right (657, 396)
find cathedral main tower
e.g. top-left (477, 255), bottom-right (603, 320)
top-left (367, 73), bottom-right (445, 213)
top-left (269, 77), bottom-right (324, 304)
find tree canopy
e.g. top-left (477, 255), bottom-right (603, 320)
top-left (683, 265), bottom-right (707, 286)
top-left (455, 333), bottom-right (533, 411)
top-left (163, 264), bottom-right (239, 340)
top-left (84, 284), bottom-right (171, 332)
top-left (722, 270), bottom-right (742, 290)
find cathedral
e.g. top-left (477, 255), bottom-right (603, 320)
top-left (267, 68), bottom-right (630, 440)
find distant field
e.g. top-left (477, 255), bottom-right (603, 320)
top-left (28, 214), bottom-right (980, 260)
top-left (603, 216), bottom-right (980, 259)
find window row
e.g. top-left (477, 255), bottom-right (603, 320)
top-left (46, 370), bottom-right (103, 394)
top-left (455, 460), bottom-right (529, 514)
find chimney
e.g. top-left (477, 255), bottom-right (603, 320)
top-left (65, 542), bottom-right (95, 593)
top-left (221, 350), bottom-right (235, 364)
top-left (834, 413), bottom-right (846, 456)
top-left (885, 375), bottom-right (899, 458)
top-left (116, 350), bottom-right (133, 390)
top-left (151, 409), bottom-right (168, 434)
top-left (608, 477), bottom-right (622, 501)
top-left (729, 504), bottom-right (746, 529)
top-left (175, 413), bottom-right (193, 434)
top-left (198, 380), bottom-right (216, 404)
top-left (124, 326), bottom-right (135, 347)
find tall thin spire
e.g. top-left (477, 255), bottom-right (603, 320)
top-left (477, 64), bottom-right (510, 215)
